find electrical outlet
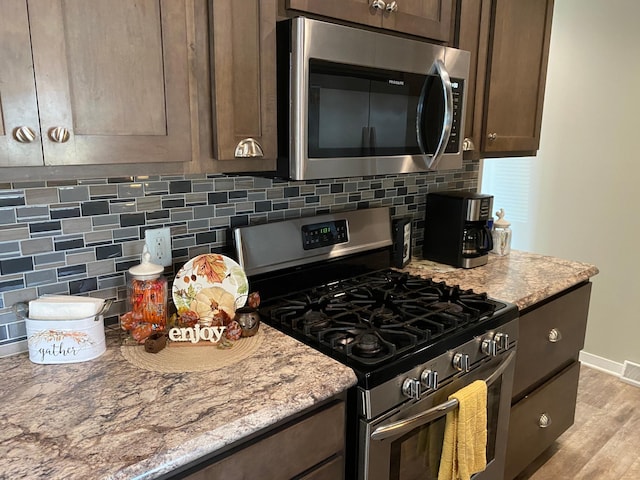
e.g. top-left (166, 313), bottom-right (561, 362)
top-left (145, 228), bottom-right (172, 267)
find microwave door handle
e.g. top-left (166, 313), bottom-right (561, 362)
top-left (417, 60), bottom-right (454, 169)
top-left (370, 350), bottom-right (516, 442)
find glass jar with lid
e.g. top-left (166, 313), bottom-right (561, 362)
top-left (121, 246), bottom-right (168, 344)
top-left (491, 208), bottom-right (512, 256)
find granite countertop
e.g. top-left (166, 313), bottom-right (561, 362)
top-left (0, 249), bottom-right (599, 479)
top-left (403, 249), bottom-right (599, 310)
top-left (0, 324), bottom-right (357, 480)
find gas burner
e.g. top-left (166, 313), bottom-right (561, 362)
top-left (352, 332), bottom-right (383, 357)
top-left (301, 310), bottom-right (331, 333)
top-left (430, 301), bottom-right (465, 315)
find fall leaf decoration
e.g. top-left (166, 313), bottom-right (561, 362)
top-left (192, 254), bottom-right (228, 284)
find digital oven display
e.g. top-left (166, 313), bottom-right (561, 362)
top-left (301, 219), bottom-right (348, 250)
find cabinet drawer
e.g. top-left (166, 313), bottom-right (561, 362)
top-left (184, 401), bottom-right (345, 480)
top-left (504, 361), bottom-right (580, 480)
top-left (300, 455), bottom-right (344, 480)
top-left (513, 283), bottom-right (591, 398)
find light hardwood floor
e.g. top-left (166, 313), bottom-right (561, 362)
top-left (514, 364), bottom-right (640, 479)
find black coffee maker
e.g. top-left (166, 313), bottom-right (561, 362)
top-left (422, 191), bottom-right (494, 268)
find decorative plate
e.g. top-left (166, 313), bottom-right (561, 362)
top-left (172, 254), bottom-right (249, 317)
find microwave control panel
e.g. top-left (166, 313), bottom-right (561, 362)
top-left (301, 219), bottom-right (349, 250)
top-left (444, 78), bottom-right (464, 154)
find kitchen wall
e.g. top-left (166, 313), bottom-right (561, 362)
top-left (0, 163), bottom-right (479, 357)
top-left (482, 0), bottom-right (640, 372)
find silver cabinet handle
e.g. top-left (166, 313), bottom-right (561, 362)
top-left (548, 328), bottom-right (562, 343)
top-left (48, 127), bottom-right (70, 143)
top-left (371, 0), bottom-right (386, 10)
top-left (488, 132), bottom-right (497, 141)
top-left (462, 137), bottom-right (475, 151)
top-left (538, 413), bottom-right (551, 428)
top-left (13, 126), bottom-right (37, 143)
top-left (234, 138), bottom-right (264, 158)
top-left (386, 1), bottom-right (398, 12)
top-left (371, 351), bottom-right (515, 441)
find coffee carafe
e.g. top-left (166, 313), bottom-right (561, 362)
top-left (422, 191), bottom-right (494, 268)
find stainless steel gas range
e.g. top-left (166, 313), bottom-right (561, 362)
top-left (233, 207), bottom-right (518, 480)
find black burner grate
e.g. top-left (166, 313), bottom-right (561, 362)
top-left (260, 270), bottom-right (504, 368)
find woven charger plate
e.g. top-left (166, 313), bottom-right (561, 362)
top-left (120, 329), bottom-right (264, 373)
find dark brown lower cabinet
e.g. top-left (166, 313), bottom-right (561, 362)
top-left (505, 361), bottom-right (580, 480)
top-left (178, 398), bottom-right (346, 480)
top-left (505, 282), bottom-right (592, 479)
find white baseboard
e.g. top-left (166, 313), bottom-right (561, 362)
top-left (579, 351), bottom-right (624, 377)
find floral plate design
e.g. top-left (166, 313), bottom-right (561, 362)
top-left (172, 254), bottom-right (249, 316)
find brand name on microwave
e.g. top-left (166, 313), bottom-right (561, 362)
top-left (388, 79), bottom-right (405, 86)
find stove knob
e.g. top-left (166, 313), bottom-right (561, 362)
top-left (481, 338), bottom-right (497, 357)
top-left (494, 332), bottom-right (509, 350)
top-left (420, 369), bottom-right (439, 390)
top-left (402, 378), bottom-right (421, 400)
top-left (453, 353), bottom-right (470, 372)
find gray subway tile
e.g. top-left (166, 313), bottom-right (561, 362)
top-left (25, 269), bottom-right (57, 287)
top-left (25, 188), bottom-right (59, 205)
top-left (59, 186), bottom-right (89, 202)
top-left (117, 183), bottom-right (144, 198)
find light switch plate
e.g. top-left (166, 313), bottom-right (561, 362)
top-left (145, 228), bottom-right (172, 267)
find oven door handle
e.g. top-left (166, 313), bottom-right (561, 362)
top-left (370, 350), bottom-right (516, 442)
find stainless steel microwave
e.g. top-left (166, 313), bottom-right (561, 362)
top-left (276, 17), bottom-right (471, 180)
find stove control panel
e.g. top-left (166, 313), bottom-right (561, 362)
top-left (301, 219), bottom-right (348, 250)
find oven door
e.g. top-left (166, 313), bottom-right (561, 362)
top-left (360, 350), bottom-right (515, 480)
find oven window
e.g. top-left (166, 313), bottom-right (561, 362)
top-left (308, 59), bottom-right (428, 158)
top-left (387, 378), bottom-right (502, 480)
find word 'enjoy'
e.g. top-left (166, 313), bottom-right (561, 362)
top-left (168, 325), bottom-right (227, 344)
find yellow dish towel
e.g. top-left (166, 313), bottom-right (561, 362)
top-left (438, 380), bottom-right (488, 480)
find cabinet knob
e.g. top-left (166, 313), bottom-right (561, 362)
top-left (370, 0), bottom-right (386, 10)
top-left (548, 328), bottom-right (562, 343)
top-left (48, 127), bottom-right (71, 143)
top-left (13, 126), bottom-right (37, 143)
top-left (538, 413), bottom-right (551, 428)
top-left (386, 1), bottom-right (398, 12)
top-left (234, 138), bottom-right (264, 158)
top-left (488, 132), bottom-right (497, 141)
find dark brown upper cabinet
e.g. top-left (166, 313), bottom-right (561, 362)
top-left (0, 0), bottom-right (197, 170)
top-left (286, 0), bottom-right (454, 42)
top-left (209, 0), bottom-right (278, 167)
top-left (457, 0), bottom-right (554, 158)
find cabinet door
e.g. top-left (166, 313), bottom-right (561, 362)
top-left (27, 0), bottom-right (195, 166)
top-left (382, 0), bottom-right (453, 42)
top-left (287, 0), bottom-right (382, 29)
top-left (0, 0), bottom-right (43, 167)
top-left (483, 0), bottom-right (553, 154)
top-left (210, 0), bottom-right (278, 162)
top-left (456, 0), bottom-right (491, 159)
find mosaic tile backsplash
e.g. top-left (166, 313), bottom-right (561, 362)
top-left (0, 162), bottom-right (479, 356)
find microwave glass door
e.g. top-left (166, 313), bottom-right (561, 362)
top-left (307, 60), bottom-right (447, 158)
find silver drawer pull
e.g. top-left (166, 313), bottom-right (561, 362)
top-left (538, 412), bottom-right (551, 428)
top-left (234, 138), bottom-right (264, 158)
top-left (370, 0), bottom-right (386, 10)
top-left (548, 328), bottom-right (562, 343)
